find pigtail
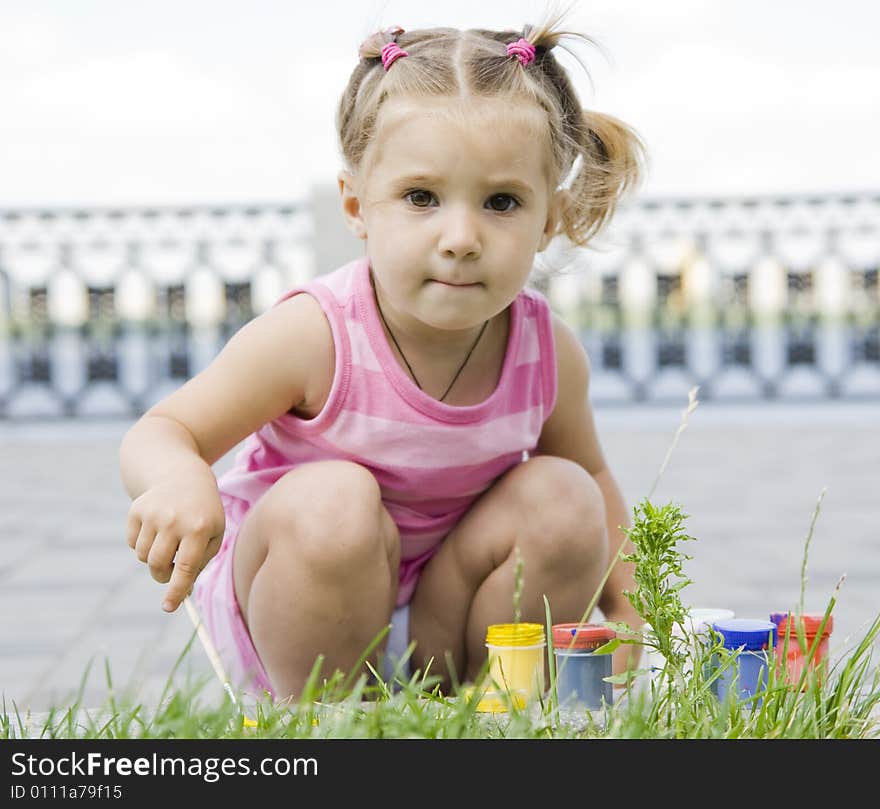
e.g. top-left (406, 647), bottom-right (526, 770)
top-left (513, 7), bottom-right (646, 245)
top-left (522, 6), bottom-right (572, 53)
top-left (561, 110), bottom-right (646, 245)
top-left (357, 26), bottom-right (405, 61)
top-left (338, 27), bottom-right (406, 171)
top-left (337, 26), bottom-right (459, 171)
top-left (357, 32), bottom-right (384, 61)
top-left (521, 3), bottom-right (606, 73)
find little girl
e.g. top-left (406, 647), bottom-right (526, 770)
top-left (120, 14), bottom-right (646, 701)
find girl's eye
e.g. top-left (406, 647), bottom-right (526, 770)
top-left (406, 190), bottom-right (435, 207)
top-left (487, 194), bottom-right (518, 213)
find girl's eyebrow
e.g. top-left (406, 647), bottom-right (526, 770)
top-left (486, 178), bottom-right (536, 196)
top-left (392, 173), bottom-right (536, 196)
top-left (393, 172), bottom-right (444, 187)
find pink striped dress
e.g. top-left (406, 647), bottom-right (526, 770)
top-left (194, 255), bottom-right (558, 693)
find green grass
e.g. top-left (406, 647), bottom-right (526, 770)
top-left (3, 600), bottom-right (878, 740)
top-left (5, 490), bottom-right (877, 740)
top-left (4, 387), bottom-right (878, 739)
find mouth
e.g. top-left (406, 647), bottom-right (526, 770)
top-left (430, 279), bottom-right (482, 288)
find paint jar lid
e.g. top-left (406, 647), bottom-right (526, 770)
top-left (551, 622), bottom-right (616, 649)
top-left (485, 623), bottom-right (545, 647)
top-left (685, 608), bottom-right (736, 635)
top-left (711, 618), bottom-right (777, 651)
top-left (776, 613), bottom-right (833, 638)
top-left (646, 608), bottom-right (737, 640)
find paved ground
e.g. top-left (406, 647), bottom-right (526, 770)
top-left (1, 398), bottom-right (878, 721)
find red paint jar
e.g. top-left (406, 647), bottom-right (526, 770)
top-left (775, 613), bottom-right (833, 688)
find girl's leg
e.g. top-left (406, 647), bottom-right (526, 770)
top-left (232, 460), bottom-right (400, 699)
top-left (409, 455), bottom-right (608, 687)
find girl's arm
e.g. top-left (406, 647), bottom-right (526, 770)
top-left (119, 292), bottom-right (334, 611)
top-left (535, 314), bottom-right (642, 678)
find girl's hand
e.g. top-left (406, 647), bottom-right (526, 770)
top-left (125, 472), bottom-right (226, 613)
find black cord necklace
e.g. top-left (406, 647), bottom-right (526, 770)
top-left (371, 276), bottom-right (489, 403)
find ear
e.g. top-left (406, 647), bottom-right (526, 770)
top-left (338, 170), bottom-right (368, 240)
top-left (538, 189), bottom-right (570, 252)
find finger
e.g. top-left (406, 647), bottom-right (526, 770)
top-left (199, 535), bottom-right (223, 572)
top-left (134, 521), bottom-right (157, 564)
top-left (126, 510), bottom-right (142, 550)
top-left (162, 534), bottom-right (208, 613)
top-left (147, 529), bottom-right (179, 584)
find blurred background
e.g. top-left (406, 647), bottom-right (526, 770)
top-left (1, 0), bottom-right (877, 714)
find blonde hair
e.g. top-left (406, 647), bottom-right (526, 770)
top-left (336, 12), bottom-right (645, 246)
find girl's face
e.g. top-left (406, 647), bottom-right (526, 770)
top-left (340, 95), bottom-right (563, 335)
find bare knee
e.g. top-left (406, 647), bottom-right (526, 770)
top-left (256, 460), bottom-right (399, 570)
top-left (513, 456), bottom-right (608, 568)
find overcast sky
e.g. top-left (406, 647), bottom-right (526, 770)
top-left (2, 0), bottom-right (879, 208)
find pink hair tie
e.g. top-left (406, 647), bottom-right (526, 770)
top-left (507, 37), bottom-right (536, 67)
top-left (381, 41), bottom-right (409, 70)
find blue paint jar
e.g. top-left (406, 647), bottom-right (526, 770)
top-left (551, 623), bottom-right (616, 713)
top-left (711, 618), bottom-right (777, 704)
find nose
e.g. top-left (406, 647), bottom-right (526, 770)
top-left (436, 204), bottom-right (481, 260)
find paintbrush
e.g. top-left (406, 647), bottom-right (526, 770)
top-left (183, 595), bottom-right (257, 727)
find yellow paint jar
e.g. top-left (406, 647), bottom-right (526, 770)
top-left (478, 622), bottom-right (546, 712)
